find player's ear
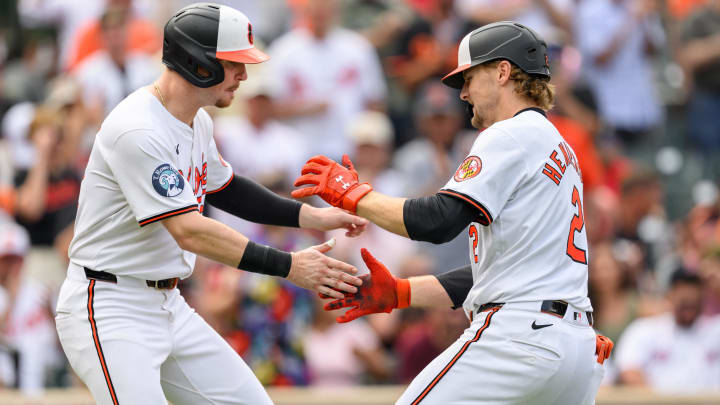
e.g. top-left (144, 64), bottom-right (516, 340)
top-left (497, 60), bottom-right (512, 85)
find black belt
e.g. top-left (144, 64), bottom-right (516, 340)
top-left (476, 300), bottom-right (593, 326)
top-left (84, 268), bottom-right (179, 290)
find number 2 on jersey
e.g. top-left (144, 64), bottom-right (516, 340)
top-left (566, 186), bottom-right (587, 264)
top-left (469, 225), bottom-right (479, 263)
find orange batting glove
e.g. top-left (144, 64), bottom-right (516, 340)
top-left (291, 154), bottom-right (373, 213)
top-left (323, 248), bottom-right (410, 323)
top-left (595, 334), bottom-right (614, 364)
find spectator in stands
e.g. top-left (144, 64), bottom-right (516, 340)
top-left (13, 106), bottom-right (82, 287)
top-left (615, 270), bottom-right (720, 393)
top-left (0, 134), bottom-right (15, 215)
top-left (0, 34), bottom-right (55, 104)
top-left (214, 74), bottom-right (308, 190)
top-left (681, 194), bottom-right (720, 271)
top-left (72, 6), bottom-right (160, 118)
top-left (390, 0), bottom-right (466, 93)
top-left (328, 111), bottom-right (415, 272)
top-left (17, 0), bottom-right (154, 70)
top-left (588, 241), bottom-right (663, 344)
top-left (614, 169), bottom-right (667, 278)
top-left (393, 81), bottom-right (472, 272)
top-left (394, 82), bottom-right (468, 197)
top-left (678, 0), bottom-right (720, 152)
top-left (346, 110), bottom-right (405, 197)
top-left (268, 0), bottom-right (386, 159)
top-left (386, 0), bottom-right (468, 144)
top-left (65, 0), bottom-right (160, 72)
top-left (339, 0), bottom-right (413, 51)
top-left (211, 74), bottom-right (309, 237)
top-left (304, 297), bottom-right (391, 386)
top-left (394, 307), bottom-right (468, 384)
top-left (698, 246), bottom-right (720, 315)
top-left (575, 0), bottom-right (665, 146)
top-left (192, 256), bottom-right (316, 386)
top-left (454, 0), bottom-right (573, 44)
top-left (1, 102), bottom-right (36, 172)
top-left (0, 216), bottom-right (61, 395)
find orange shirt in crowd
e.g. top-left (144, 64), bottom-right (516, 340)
top-left (667, 0), bottom-right (707, 20)
top-left (65, 18), bottom-right (161, 71)
top-left (0, 187), bottom-right (15, 215)
top-left (549, 113), bottom-right (605, 192)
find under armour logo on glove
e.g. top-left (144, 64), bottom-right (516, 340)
top-left (292, 155), bottom-right (373, 213)
top-left (335, 175), bottom-right (351, 190)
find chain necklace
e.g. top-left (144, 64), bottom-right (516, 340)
top-left (153, 82), bottom-right (167, 108)
top-left (154, 82), bottom-right (197, 194)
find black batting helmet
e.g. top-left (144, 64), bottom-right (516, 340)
top-left (162, 3), bottom-right (269, 88)
top-left (442, 21), bottom-right (550, 89)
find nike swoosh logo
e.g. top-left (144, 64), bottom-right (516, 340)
top-left (531, 321), bottom-right (553, 330)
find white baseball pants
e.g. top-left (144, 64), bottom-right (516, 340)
top-left (397, 302), bottom-right (605, 405)
top-left (55, 263), bottom-right (273, 405)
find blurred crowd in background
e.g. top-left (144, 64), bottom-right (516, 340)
top-left (0, 0), bottom-right (720, 398)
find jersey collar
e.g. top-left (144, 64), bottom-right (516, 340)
top-left (513, 107), bottom-right (547, 117)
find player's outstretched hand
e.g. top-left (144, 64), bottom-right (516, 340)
top-left (292, 154), bottom-right (373, 213)
top-left (299, 206), bottom-right (368, 237)
top-left (323, 248), bottom-right (410, 323)
top-left (287, 239), bottom-right (362, 299)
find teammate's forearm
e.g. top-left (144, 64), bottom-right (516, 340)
top-left (356, 191), bottom-right (409, 237)
top-left (407, 275), bottom-right (454, 308)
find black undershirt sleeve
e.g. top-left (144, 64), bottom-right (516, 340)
top-left (436, 265), bottom-right (473, 309)
top-left (403, 193), bottom-right (479, 244)
top-left (206, 175), bottom-right (302, 227)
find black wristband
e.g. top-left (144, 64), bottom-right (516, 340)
top-left (237, 241), bottom-right (292, 278)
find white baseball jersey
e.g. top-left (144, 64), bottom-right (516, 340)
top-left (68, 87), bottom-right (233, 280)
top-left (440, 108), bottom-right (592, 315)
top-left (398, 109), bottom-right (602, 405)
top-left (615, 313), bottom-right (720, 393)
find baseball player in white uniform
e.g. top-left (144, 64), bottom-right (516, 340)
top-left (55, 4), bottom-right (367, 405)
top-left (293, 22), bottom-right (613, 404)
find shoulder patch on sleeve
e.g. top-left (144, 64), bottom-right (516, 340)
top-left (152, 164), bottom-right (185, 197)
top-left (454, 156), bottom-right (482, 182)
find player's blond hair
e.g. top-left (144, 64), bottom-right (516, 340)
top-left (484, 60), bottom-right (555, 111)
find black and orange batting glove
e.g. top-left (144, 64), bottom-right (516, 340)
top-left (595, 334), bottom-right (614, 364)
top-left (291, 155), bottom-right (373, 213)
top-left (323, 248), bottom-right (410, 323)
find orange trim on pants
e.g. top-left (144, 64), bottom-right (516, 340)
top-left (87, 280), bottom-right (120, 405)
top-left (411, 306), bottom-right (500, 404)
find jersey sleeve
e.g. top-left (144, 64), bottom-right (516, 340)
top-left (206, 135), bottom-right (234, 194)
top-left (104, 129), bottom-right (199, 227)
top-left (439, 128), bottom-right (529, 226)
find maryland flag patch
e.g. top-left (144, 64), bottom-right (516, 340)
top-left (454, 156), bottom-right (482, 182)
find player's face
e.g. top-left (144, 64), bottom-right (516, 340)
top-left (213, 60), bottom-right (248, 108)
top-left (460, 65), bottom-right (499, 129)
